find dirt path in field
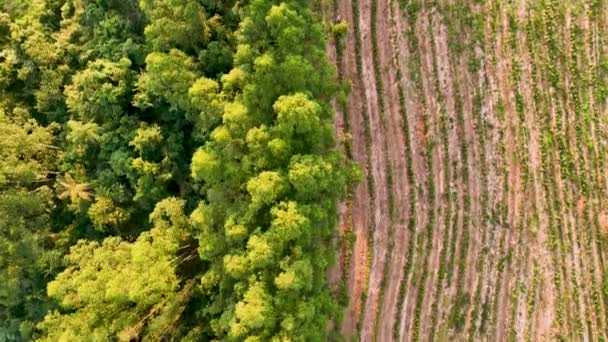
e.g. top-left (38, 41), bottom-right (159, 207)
top-left (374, 0), bottom-right (414, 339)
top-left (332, 0), bottom-right (373, 338)
top-left (515, 2), bottom-right (556, 339)
top-left (419, 12), bottom-right (458, 339)
top-left (389, 2), bottom-right (432, 341)
top-left (398, 9), bottom-right (447, 341)
top-left (355, 0), bottom-right (395, 338)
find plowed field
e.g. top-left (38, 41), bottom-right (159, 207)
top-left (322, 0), bottom-right (608, 340)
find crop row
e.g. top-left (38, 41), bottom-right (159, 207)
top-left (394, 3), bottom-right (429, 341)
top-left (370, 0), bottom-right (399, 337)
top-left (349, 0), bottom-right (377, 338)
top-left (387, 0), bottom-right (419, 339)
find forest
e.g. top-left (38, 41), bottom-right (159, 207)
top-left (4, 0), bottom-right (608, 341)
top-left (0, 0), bottom-right (356, 340)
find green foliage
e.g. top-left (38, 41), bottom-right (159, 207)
top-left (64, 58), bottom-right (133, 122)
top-left (183, 1), bottom-right (354, 339)
top-left (38, 198), bottom-right (189, 341)
top-left (134, 50), bottom-right (199, 112)
top-left (139, 0), bottom-right (210, 52)
top-left (331, 20), bottom-right (349, 39)
top-left (0, 114), bottom-right (62, 340)
top-left (247, 171), bottom-right (287, 207)
top-left (0, 0), bottom-right (352, 340)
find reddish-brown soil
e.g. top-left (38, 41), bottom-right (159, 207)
top-left (325, 0), bottom-right (608, 340)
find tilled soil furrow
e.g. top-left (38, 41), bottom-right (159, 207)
top-left (480, 3), bottom-right (508, 336)
top-left (458, 40), bottom-right (489, 342)
top-left (391, 3), bottom-right (432, 341)
top-left (335, 0), bottom-right (375, 338)
top-left (406, 8), bottom-right (447, 342)
top-left (560, 10), bottom-right (600, 340)
top-left (439, 12), bottom-right (487, 340)
top-left (582, 4), bottom-right (608, 337)
top-left (416, 11), bottom-right (455, 341)
top-left (375, 1), bottom-right (426, 341)
top-left (465, 3), bottom-right (506, 335)
top-left (502, 4), bottom-right (537, 340)
top-left (537, 2), bottom-right (586, 334)
top-left (564, 10), bottom-right (596, 340)
top-left (373, 0), bottom-right (413, 340)
top-left (515, 4), bottom-right (557, 339)
top-left (356, 0), bottom-right (393, 338)
top-left (590, 7), bottom-right (608, 319)
top-left (325, 0), bottom-right (608, 340)
top-left (489, 6), bottom-right (521, 340)
top-left (394, 7), bottom-right (442, 341)
top-left (468, 6), bottom-right (503, 335)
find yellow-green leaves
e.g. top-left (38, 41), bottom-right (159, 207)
top-left (189, 77), bottom-right (220, 110)
top-left (129, 124), bottom-right (163, 156)
top-left (269, 201), bottom-right (309, 244)
top-left (0, 12), bottom-right (10, 44)
top-left (247, 171), bottom-right (286, 207)
top-left (224, 253), bottom-right (248, 277)
top-left (35, 65), bottom-right (70, 113)
top-left (225, 219), bottom-right (248, 242)
top-left (191, 148), bottom-right (219, 183)
top-left (288, 154), bottom-right (345, 200)
top-left (223, 102), bottom-right (250, 133)
top-left (39, 199), bottom-right (188, 341)
top-left (139, 0), bottom-right (209, 51)
top-left (65, 119), bottom-right (100, 157)
top-left (191, 202), bottom-right (222, 261)
top-left (181, 1), bottom-right (350, 339)
top-left (265, 3), bottom-right (305, 50)
top-left (88, 195), bottom-right (129, 230)
top-left (272, 92), bottom-right (330, 153)
top-left (273, 93), bottom-right (321, 136)
top-left (274, 259), bottom-right (312, 292)
top-left (221, 67), bottom-right (247, 95)
top-left (246, 234), bottom-right (273, 269)
top-left (0, 114), bottom-right (55, 185)
top-left (66, 120), bottom-right (100, 146)
top-left (231, 282), bottom-right (274, 338)
top-left (0, 113), bottom-right (59, 340)
top-left (64, 58), bottom-right (132, 121)
top-left (133, 50), bottom-right (198, 112)
top-left (189, 76), bottom-right (223, 132)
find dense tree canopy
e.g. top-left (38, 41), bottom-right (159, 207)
top-left (0, 0), bottom-right (354, 340)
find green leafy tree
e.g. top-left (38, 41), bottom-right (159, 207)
top-left (0, 113), bottom-right (62, 340)
top-left (184, 1), bottom-right (354, 340)
top-left (64, 58), bottom-right (133, 122)
top-left (139, 0), bottom-right (209, 52)
top-left (38, 198), bottom-right (193, 341)
top-left (0, 0), bottom-right (353, 340)
top-left (134, 50), bottom-right (199, 113)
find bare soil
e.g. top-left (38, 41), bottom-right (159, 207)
top-left (326, 0), bottom-right (608, 340)
top-left (333, 0), bottom-right (373, 338)
top-left (356, 0), bottom-right (392, 339)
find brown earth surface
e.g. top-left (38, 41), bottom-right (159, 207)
top-left (325, 0), bottom-right (608, 340)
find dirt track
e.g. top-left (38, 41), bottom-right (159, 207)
top-left (326, 0), bottom-right (608, 340)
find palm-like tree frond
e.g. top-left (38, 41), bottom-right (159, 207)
top-left (58, 174), bottom-right (93, 201)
